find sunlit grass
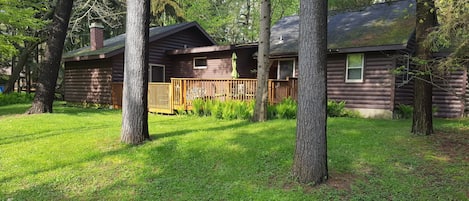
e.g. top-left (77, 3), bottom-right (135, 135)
top-left (0, 103), bottom-right (467, 200)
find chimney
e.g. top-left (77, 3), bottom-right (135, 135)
top-left (90, 22), bottom-right (104, 50)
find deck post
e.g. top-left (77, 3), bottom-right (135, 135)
top-left (183, 79), bottom-right (187, 110)
top-left (268, 80), bottom-right (273, 104)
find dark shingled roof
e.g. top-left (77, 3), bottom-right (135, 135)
top-left (63, 22), bottom-right (216, 61)
top-left (270, 0), bottom-right (416, 57)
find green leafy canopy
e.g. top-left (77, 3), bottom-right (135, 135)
top-left (0, 0), bottom-right (47, 59)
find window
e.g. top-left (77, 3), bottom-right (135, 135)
top-left (277, 59), bottom-right (295, 80)
top-left (346, 53), bottom-right (364, 82)
top-left (193, 57), bottom-right (207, 69)
top-left (149, 64), bottom-right (165, 82)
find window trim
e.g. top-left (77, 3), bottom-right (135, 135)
top-left (193, 57), bottom-right (207, 69)
top-left (276, 59), bottom-right (296, 80)
top-left (345, 53), bottom-right (364, 83)
top-left (149, 64), bottom-right (165, 83)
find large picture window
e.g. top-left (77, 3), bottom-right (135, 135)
top-left (193, 57), bottom-right (207, 69)
top-left (346, 53), bottom-right (364, 82)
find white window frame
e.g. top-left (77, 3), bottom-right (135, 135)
top-left (149, 64), bottom-right (165, 82)
top-left (345, 53), bottom-right (364, 83)
top-left (193, 57), bottom-right (207, 69)
top-left (277, 59), bottom-right (296, 80)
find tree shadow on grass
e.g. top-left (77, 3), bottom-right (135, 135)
top-left (0, 142), bottom-right (130, 184)
top-left (2, 182), bottom-right (69, 200)
top-left (135, 120), bottom-right (304, 200)
top-left (0, 125), bottom-right (108, 146)
top-left (149, 119), bottom-right (252, 140)
top-left (0, 103), bottom-right (119, 117)
top-left (0, 104), bottom-right (31, 116)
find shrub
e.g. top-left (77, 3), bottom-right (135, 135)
top-left (395, 104), bottom-right (413, 119)
top-left (394, 104), bottom-right (438, 119)
top-left (0, 92), bottom-right (34, 106)
top-left (267, 104), bottom-right (277, 120)
top-left (274, 97), bottom-right (297, 119)
top-left (341, 109), bottom-right (362, 118)
top-left (190, 99), bottom-right (253, 120)
top-left (327, 100), bottom-right (346, 117)
top-left (211, 100), bottom-right (224, 119)
top-left (191, 98), bottom-right (205, 116)
top-left (188, 98), bottom-right (360, 120)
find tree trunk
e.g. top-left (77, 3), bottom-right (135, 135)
top-left (4, 42), bottom-right (39, 94)
top-left (27, 0), bottom-right (73, 114)
top-left (292, 0), bottom-right (328, 185)
top-left (412, 0), bottom-right (437, 135)
top-left (121, 0), bottom-right (151, 144)
top-left (252, 0), bottom-right (271, 122)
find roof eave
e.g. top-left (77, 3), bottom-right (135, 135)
top-left (167, 45), bottom-right (233, 55)
top-left (331, 44), bottom-right (408, 53)
top-left (168, 43), bottom-right (258, 55)
top-left (63, 54), bottom-right (107, 62)
top-left (266, 44), bottom-right (408, 59)
top-left (63, 22), bottom-right (217, 62)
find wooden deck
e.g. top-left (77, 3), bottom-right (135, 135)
top-left (111, 78), bottom-right (298, 114)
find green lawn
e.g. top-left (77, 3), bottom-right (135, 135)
top-left (0, 103), bottom-right (468, 200)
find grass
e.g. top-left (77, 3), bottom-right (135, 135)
top-left (0, 103), bottom-right (468, 200)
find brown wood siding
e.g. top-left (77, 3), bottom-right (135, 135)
top-left (111, 27), bottom-right (215, 82)
top-left (171, 52), bottom-right (232, 79)
top-left (111, 54), bottom-right (124, 82)
top-left (394, 58), bottom-right (414, 107)
top-left (394, 68), bottom-right (466, 118)
top-left (170, 48), bottom-right (258, 79)
top-left (394, 79), bottom-right (414, 106)
top-left (432, 70), bottom-right (466, 118)
top-left (64, 59), bottom-right (113, 104)
top-left (327, 52), bottom-right (394, 110)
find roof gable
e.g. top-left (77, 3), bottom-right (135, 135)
top-left (270, 0), bottom-right (416, 56)
top-left (63, 22), bottom-right (216, 61)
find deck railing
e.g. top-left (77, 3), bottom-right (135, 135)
top-left (171, 78), bottom-right (258, 110)
top-left (111, 77), bottom-right (298, 113)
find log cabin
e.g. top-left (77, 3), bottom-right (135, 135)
top-left (62, 0), bottom-right (467, 118)
top-left (62, 22), bottom-right (217, 107)
top-left (266, 0), bottom-right (467, 118)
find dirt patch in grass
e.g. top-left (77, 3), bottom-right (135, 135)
top-left (326, 172), bottom-right (359, 192)
top-left (431, 131), bottom-right (469, 162)
top-left (277, 172), bottom-right (362, 194)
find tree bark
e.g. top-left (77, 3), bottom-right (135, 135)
top-left (412, 0), bottom-right (437, 135)
top-left (121, 0), bottom-right (151, 144)
top-left (27, 0), bottom-right (73, 114)
top-left (292, 0), bottom-right (328, 185)
top-left (252, 0), bottom-right (271, 122)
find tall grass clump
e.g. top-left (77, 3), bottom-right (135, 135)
top-left (327, 100), bottom-right (362, 118)
top-left (189, 98), bottom-right (360, 120)
top-left (393, 104), bottom-right (438, 119)
top-left (190, 99), bottom-right (253, 120)
top-left (192, 98), bottom-right (206, 116)
top-left (394, 104), bottom-right (413, 119)
top-left (269, 97), bottom-right (297, 119)
top-left (0, 92), bottom-right (34, 106)
top-left (327, 100), bottom-right (346, 117)
top-left (221, 100), bottom-right (252, 120)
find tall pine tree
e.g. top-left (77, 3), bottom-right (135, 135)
top-left (412, 0), bottom-right (437, 135)
top-left (292, 0), bottom-right (328, 184)
top-left (27, 0), bottom-right (73, 114)
top-left (121, 0), bottom-right (151, 144)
